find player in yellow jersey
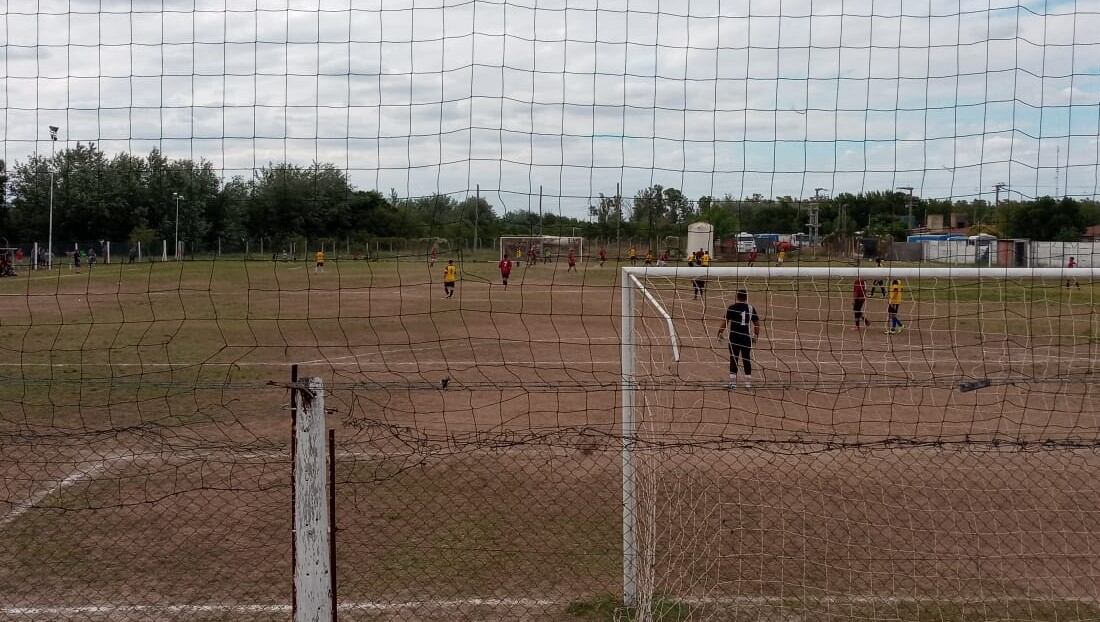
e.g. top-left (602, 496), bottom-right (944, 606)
top-left (314, 249), bottom-right (325, 273)
top-left (701, 250), bottom-right (711, 267)
top-left (886, 279), bottom-right (903, 334)
top-left (443, 259), bottom-right (458, 298)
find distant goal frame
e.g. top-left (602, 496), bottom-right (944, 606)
top-left (498, 235), bottom-right (585, 262)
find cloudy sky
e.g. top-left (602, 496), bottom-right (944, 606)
top-left (3, 0), bottom-right (1099, 217)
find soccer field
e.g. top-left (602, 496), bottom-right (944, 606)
top-left (2, 258), bottom-right (1100, 621)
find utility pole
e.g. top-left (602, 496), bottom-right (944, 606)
top-left (538, 185), bottom-right (543, 237)
top-left (615, 182), bottom-right (621, 255)
top-left (474, 184), bottom-right (480, 251)
top-left (807, 204), bottom-right (820, 246)
top-left (897, 186), bottom-right (914, 230)
top-left (1055, 146), bottom-right (1061, 198)
top-left (808, 188), bottom-right (827, 247)
top-left (994, 182), bottom-right (1006, 206)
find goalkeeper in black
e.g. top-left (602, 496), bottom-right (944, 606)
top-left (717, 289), bottom-right (761, 389)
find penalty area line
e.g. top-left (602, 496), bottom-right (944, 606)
top-left (0, 360), bottom-right (622, 368)
top-left (0, 598), bottom-right (561, 616)
top-left (4, 595), bottom-right (1098, 616)
top-left (0, 455), bottom-right (132, 529)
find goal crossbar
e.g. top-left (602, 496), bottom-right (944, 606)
top-left (622, 266), bottom-right (1100, 279)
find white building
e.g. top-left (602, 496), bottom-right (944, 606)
top-left (686, 222), bottom-right (715, 256)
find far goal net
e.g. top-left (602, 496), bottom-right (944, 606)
top-left (622, 266), bottom-right (1100, 619)
top-left (499, 236), bottom-right (585, 262)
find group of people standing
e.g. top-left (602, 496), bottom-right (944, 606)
top-left (852, 273), bottom-right (904, 334)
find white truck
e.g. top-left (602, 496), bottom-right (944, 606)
top-left (735, 232), bottom-right (756, 253)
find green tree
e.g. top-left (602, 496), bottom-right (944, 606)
top-left (1003, 196), bottom-right (1084, 241)
top-left (696, 194), bottom-right (740, 239)
top-left (587, 192), bottom-right (623, 240)
top-left (248, 162), bottom-right (351, 243)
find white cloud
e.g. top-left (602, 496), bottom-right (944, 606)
top-left (2, 0), bottom-right (1099, 215)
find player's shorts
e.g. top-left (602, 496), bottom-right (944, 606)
top-left (728, 334), bottom-right (752, 352)
top-left (853, 299), bottom-right (865, 312)
top-left (888, 303), bottom-right (899, 314)
top-left (316, 261), bottom-right (324, 267)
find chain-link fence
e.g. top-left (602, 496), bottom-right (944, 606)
top-left (3, 260), bottom-right (1100, 621)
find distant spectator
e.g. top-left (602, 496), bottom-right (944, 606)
top-left (1067, 256), bottom-right (1080, 289)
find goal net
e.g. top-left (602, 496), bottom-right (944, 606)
top-left (5, 0), bottom-right (1100, 617)
top-left (624, 266), bottom-right (1100, 618)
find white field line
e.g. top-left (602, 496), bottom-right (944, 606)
top-left (0, 356), bottom-right (1092, 368)
top-left (0, 599), bottom-right (558, 616)
top-left (3, 595), bottom-right (1097, 617)
top-left (0, 455), bottom-right (132, 529)
top-left (0, 360), bottom-right (623, 368)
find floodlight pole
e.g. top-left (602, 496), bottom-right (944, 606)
top-left (474, 185), bottom-right (480, 251)
top-left (48, 171), bottom-right (54, 270)
top-left (173, 192), bottom-right (183, 260)
top-left (47, 128), bottom-right (58, 270)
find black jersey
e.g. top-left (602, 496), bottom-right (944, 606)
top-left (725, 302), bottom-right (759, 338)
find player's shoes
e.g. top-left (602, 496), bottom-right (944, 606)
top-left (895, 325), bottom-right (904, 333)
top-left (884, 329), bottom-right (896, 335)
top-left (726, 381), bottom-right (736, 390)
top-left (743, 377), bottom-right (753, 388)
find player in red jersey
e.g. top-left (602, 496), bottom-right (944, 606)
top-left (499, 256), bottom-right (513, 288)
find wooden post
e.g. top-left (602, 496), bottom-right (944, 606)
top-left (328, 428), bottom-right (338, 622)
top-left (293, 376), bottom-right (332, 622)
top-left (290, 365), bottom-right (298, 620)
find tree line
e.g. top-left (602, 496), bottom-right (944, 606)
top-left (1, 145), bottom-right (1097, 249)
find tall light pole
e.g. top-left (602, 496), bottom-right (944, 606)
top-left (47, 125), bottom-right (59, 269)
top-left (173, 192), bottom-right (184, 260)
top-left (994, 182), bottom-right (1006, 206)
top-left (897, 186), bottom-right (914, 230)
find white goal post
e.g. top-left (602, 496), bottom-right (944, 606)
top-left (619, 265), bottom-right (1100, 608)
